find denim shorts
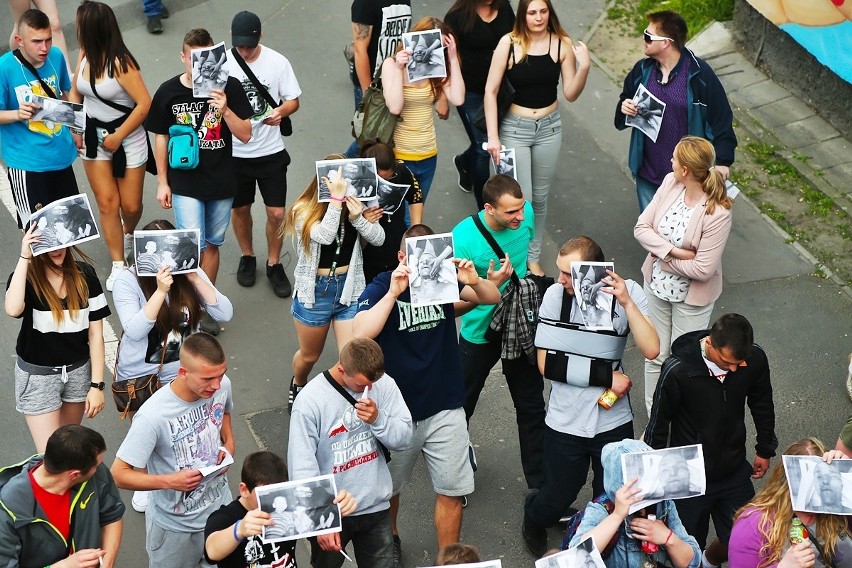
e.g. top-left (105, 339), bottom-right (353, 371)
top-left (172, 194), bottom-right (233, 249)
top-left (291, 273), bottom-right (358, 327)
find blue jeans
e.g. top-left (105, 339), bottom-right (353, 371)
top-left (402, 154), bottom-right (437, 226)
top-left (636, 175), bottom-right (659, 212)
top-left (310, 509), bottom-right (393, 568)
top-left (142, 0), bottom-right (164, 17)
top-left (172, 195), bottom-right (233, 250)
top-left (460, 337), bottom-right (546, 489)
top-left (499, 110), bottom-right (563, 264)
top-left (525, 421), bottom-right (634, 528)
top-left (456, 92), bottom-right (490, 209)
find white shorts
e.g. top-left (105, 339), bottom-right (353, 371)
top-left (82, 124), bottom-right (149, 167)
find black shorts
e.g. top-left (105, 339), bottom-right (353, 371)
top-left (232, 149), bottom-right (290, 208)
top-left (7, 166), bottom-right (79, 228)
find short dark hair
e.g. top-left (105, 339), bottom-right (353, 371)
top-left (183, 28), bottom-right (213, 50)
top-left (647, 10), bottom-right (687, 51)
top-left (558, 236), bottom-right (605, 262)
top-left (340, 337), bottom-right (384, 382)
top-left (43, 425), bottom-right (106, 474)
top-left (437, 543), bottom-right (481, 565)
top-left (19, 9), bottom-right (50, 31)
top-left (400, 223), bottom-right (434, 252)
top-left (359, 139), bottom-right (396, 171)
top-left (482, 174), bottom-right (523, 207)
top-left (709, 313), bottom-right (754, 360)
top-left (241, 451), bottom-right (287, 492)
top-left (181, 332), bottom-right (226, 366)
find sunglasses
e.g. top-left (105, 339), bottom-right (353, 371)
top-left (643, 29), bottom-right (673, 43)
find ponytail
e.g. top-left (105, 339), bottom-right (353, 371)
top-left (702, 167), bottom-right (731, 215)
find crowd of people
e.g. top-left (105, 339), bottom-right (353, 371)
top-left (0, 1), bottom-right (850, 568)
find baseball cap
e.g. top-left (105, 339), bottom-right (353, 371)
top-left (231, 11), bottom-right (261, 48)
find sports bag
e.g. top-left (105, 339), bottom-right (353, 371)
top-left (168, 124), bottom-right (199, 170)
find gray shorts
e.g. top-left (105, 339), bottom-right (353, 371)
top-left (388, 408), bottom-right (475, 497)
top-left (145, 511), bottom-right (215, 568)
top-left (15, 358), bottom-right (91, 415)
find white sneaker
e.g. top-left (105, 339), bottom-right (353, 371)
top-left (132, 490), bottom-right (149, 513)
top-left (105, 262), bottom-right (125, 292)
top-left (123, 233), bottom-right (133, 261)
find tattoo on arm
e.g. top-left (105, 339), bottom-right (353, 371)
top-left (353, 23), bottom-right (371, 41)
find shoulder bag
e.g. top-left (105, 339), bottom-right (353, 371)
top-left (351, 66), bottom-right (399, 148)
top-left (111, 335), bottom-right (167, 419)
top-left (323, 371), bottom-right (391, 463)
top-left (229, 47), bottom-right (293, 136)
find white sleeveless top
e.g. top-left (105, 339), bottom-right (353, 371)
top-left (75, 57), bottom-right (136, 121)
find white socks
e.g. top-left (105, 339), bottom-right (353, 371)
top-left (701, 551), bottom-right (719, 568)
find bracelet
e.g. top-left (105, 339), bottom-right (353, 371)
top-left (330, 196), bottom-right (346, 202)
top-left (665, 529), bottom-right (673, 545)
top-left (233, 519), bottom-right (244, 542)
top-left (20, 255), bottom-right (31, 260)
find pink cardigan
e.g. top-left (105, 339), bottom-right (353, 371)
top-left (634, 172), bottom-right (733, 306)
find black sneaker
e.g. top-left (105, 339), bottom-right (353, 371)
top-left (237, 255), bottom-right (256, 287)
top-left (522, 516), bottom-right (547, 558)
top-left (267, 263), bottom-right (292, 298)
top-left (454, 154), bottom-right (472, 193)
top-left (288, 377), bottom-right (304, 414)
top-left (199, 311), bottom-right (220, 336)
top-left (146, 15), bottom-right (163, 34)
top-left (392, 535), bottom-right (403, 568)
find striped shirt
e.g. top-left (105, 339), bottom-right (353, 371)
top-left (393, 84), bottom-right (438, 161)
top-left (8, 261), bottom-right (110, 366)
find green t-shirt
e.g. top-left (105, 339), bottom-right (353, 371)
top-left (451, 202), bottom-right (535, 343)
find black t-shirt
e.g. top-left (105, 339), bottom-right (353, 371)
top-left (445, 1), bottom-right (515, 93)
top-left (317, 217), bottom-right (357, 269)
top-left (351, 0), bottom-right (412, 85)
top-left (204, 499), bottom-right (297, 568)
top-left (145, 75), bottom-right (253, 200)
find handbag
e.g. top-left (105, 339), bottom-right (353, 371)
top-left (111, 335), bottom-right (167, 419)
top-left (229, 48), bottom-right (293, 136)
top-left (351, 67), bottom-right (399, 147)
top-left (473, 48), bottom-right (515, 132)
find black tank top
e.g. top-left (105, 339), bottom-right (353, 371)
top-left (317, 217), bottom-right (357, 269)
top-left (505, 33), bottom-right (561, 109)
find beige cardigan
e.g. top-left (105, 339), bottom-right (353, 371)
top-left (634, 172), bottom-right (733, 306)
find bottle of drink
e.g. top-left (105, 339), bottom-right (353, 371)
top-left (789, 517), bottom-right (809, 544)
top-left (641, 515), bottom-right (660, 554)
top-left (598, 388), bottom-right (618, 409)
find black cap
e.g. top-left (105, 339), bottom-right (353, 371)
top-left (231, 11), bottom-right (261, 48)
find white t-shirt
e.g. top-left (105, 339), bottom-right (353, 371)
top-left (224, 45), bottom-right (301, 158)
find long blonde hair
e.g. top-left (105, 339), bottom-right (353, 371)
top-left (734, 438), bottom-right (850, 568)
top-left (281, 154), bottom-right (345, 254)
top-left (28, 246), bottom-right (92, 324)
top-left (510, 0), bottom-right (570, 62)
top-left (675, 136), bottom-right (732, 215)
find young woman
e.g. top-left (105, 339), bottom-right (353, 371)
top-left (445, 0), bottom-right (515, 208)
top-left (112, 218), bottom-right (233, 512)
top-left (483, 0), bottom-right (590, 275)
top-left (282, 158), bottom-right (384, 412)
top-left (5, 225), bottom-right (109, 452)
top-left (634, 136), bottom-right (733, 415)
top-left (729, 438), bottom-right (852, 568)
top-left (382, 17), bottom-right (465, 210)
top-left (69, 0), bottom-right (151, 291)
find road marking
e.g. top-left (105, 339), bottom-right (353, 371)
top-left (0, 165), bottom-right (118, 376)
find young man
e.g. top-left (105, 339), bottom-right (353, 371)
top-left (0, 425), bottom-right (125, 568)
top-left (0, 9), bottom-right (78, 228)
top-left (225, 11), bottom-right (301, 297)
top-left (288, 337), bottom-right (412, 568)
top-left (145, 28), bottom-right (252, 332)
top-left (353, 224), bottom-right (499, 564)
top-left (111, 332), bottom-right (235, 568)
top-left (522, 236), bottom-right (659, 557)
top-left (645, 313), bottom-right (777, 568)
top-left (451, 174), bottom-right (546, 491)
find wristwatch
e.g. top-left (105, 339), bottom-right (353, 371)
top-left (89, 382), bottom-right (105, 391)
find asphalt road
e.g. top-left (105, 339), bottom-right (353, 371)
top-left (0, 0), bottom-right (849, 566)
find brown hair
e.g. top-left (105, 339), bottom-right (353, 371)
top-left (405, 17), bottom-right (454, 99)
top-left (482, 174), bottom-right (523, 206)
top-left (183, 28), bottom-right (213, 50)
top-left (446, 0), bottom-right (512, 34)
top-left (281, 154), bottom-right (346, 254)
top-left (340, 337), bottom-right (385, 382)
top-left (647, 10), bottom-right (687, 51)
top-left (360, 139), bottom-right (396, 171)
top-left (28, 246), bottom-right (92, 325)
top-left (511, 0), bottom-right (570, 61)
top-left (558, 236), bottom-right (605, 262)
top-left (675, 136), bottom-right (732, 215)
top-left (18, 9), bottom-right (50, 32)
top-left (437, 543), bottom-right (480, 565)
top-left (709, 313), bottom-right (753, 361)
top-left (76, 1), bottom-right (140, 79)
top-left (180, 332), bottom-right (226, 366)
top-left (400, 224), bottom-right (435, 252)
top-left (241, 451), bottom-right (288, 492)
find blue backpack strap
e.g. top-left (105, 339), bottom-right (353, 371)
top-left (560, 494), bottom-right (617, 555)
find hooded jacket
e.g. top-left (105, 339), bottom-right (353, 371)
top-left (0, 455), bottom-right (125, 568)
top-left (569, 439), bottom-right (701, 567)
top-left (644, 330), bottom-right (778, 481)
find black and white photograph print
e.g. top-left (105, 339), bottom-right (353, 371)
top-left (373, 177), bottom-right (410, 216)
top-left (535, 536), bottom-right (605, 568)
top-left (27, 93), bottom-right (85, 130)
top-left (191, 41), bottom-right (228, 98)
top-left (422, 562), bottom-right (502, 568)
top-left (406, 233), bottom-right (459, 308)
top-left (315, 158), bottom-right (379, 202)
top-left (256, 474), bottom-right (342, 543)
top-left (495, 147), bottom-right (516, 180)
top-left (783, 455), bottom-right (852, 514)
top-left (403, 29), bottom-right (446, 82)
top-left (29, 194), bottom-right (100, 256)
top-left (133, 229), bottom-right (201, 276)
top-left (570, 262), bottom-right (615, 331)
top-left (621, 445), bottom-right (706, 514)
top-left (625, 84), bottom-right (666, 143)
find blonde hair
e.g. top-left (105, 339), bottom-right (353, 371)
top-left (510, 0), bottom-right (570, 62)
top-left (675, 136), bottom-right (732, 215)
top-left (733, 438), bottom-right (850, 568)
top-left (28, 246), bottom-right (92, 324)
top-left (281, 154), bottom-right (345, 254)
